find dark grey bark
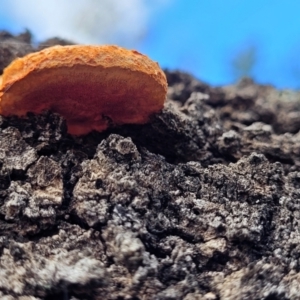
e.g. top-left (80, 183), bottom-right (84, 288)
top-left (1, 31), bottom-right (300, 300)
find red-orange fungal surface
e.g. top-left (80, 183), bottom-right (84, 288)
top-left (0, 45), bottom-right (167, 135)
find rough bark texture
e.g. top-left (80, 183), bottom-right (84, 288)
top-left (1, 31), bottom-right (300, 300)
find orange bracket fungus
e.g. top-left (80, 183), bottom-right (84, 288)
top-left (0, 45), bottom-right (167, 135)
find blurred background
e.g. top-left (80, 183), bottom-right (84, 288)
top-left (1, 0), bottom-right (300, 89)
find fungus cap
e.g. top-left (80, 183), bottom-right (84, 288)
top-left (0, 45), bottom-right (167, 135)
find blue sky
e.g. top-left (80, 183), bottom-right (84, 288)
top-left (1, 0), bottom-right (300, 89)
